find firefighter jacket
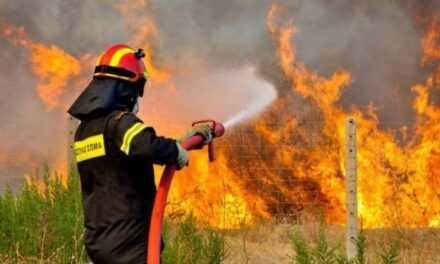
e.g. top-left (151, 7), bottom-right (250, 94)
top-left (73, 110), bottom-right (178, 264)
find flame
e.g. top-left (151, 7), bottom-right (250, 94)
top-left (422, 14), bottom-right (440, 64)
top-left (108, 1), bottom-right (254, 228)
top-left (30, 44), bottom-right (81, 109)
top-left (1, 22), bottom-right (80, 109)
top-left (422, 14), bottom-right (440, 86)
top-left (115, 0), bottom-right (171, 83)
top-left (1, 4), bottom-right (439, 230)
top-left (258, 4), bottom-right (440, 228)
top-left (163, 151), bottom-right (269, 228)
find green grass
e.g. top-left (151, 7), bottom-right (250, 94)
top-left (162, 216), bottom-right (227, 264)
top-left (0, 165), bottom-right (226, 264)
top-left (0, 165), bottom-right (85, 263)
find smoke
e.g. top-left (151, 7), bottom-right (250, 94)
top-left (0, 0), bottom-right (438, 187)
top-left (151, 1), bottom-right (272, 68)
top-left (281, 0), bottom-right (424, 125)
top-left (0, 1), bottom-right (124, 187)
top-left (0, 1), bottom-right (127, 55)
top-left (0, 0), bottom-right (276, 186)
top-left (151, 0), bottom-right (437, 125)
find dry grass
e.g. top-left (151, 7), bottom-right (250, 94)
top-left (224, 222), bottom-right (293, 264)
top-left (223, 220), bottom-right (440, 264)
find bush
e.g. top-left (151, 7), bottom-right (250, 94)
top-left (162, 216), bottom-right (227, 264)
top-left (290, 226), bottom-right (401, 264)
top-left (378, 242), bottom-right (400, 264)
top-left (0, 164), bottom-right (85, 263)
top-left (291, 225), bottom-right (346, 264)
top-left (0, 165), bottom-right (227, 263)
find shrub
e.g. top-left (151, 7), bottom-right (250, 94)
top-left (290, 227), bottom-right (401, 264)
top-left (0, 164), bottom-right (85, 263)
top-left (162, 215), bottom-right (227, 264)
top-left (0, 165), bottom-right (227, 263)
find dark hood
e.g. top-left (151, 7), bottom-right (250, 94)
top-left (68, 78), bottom-right (138, 120)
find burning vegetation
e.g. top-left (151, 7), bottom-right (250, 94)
top-left (0, 0), bottom-right (439, 229)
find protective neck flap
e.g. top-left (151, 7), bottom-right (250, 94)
top-left (68, 78), bottom-right (124, 120)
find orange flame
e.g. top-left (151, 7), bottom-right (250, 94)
top-left (262, 4), bottom-right (440, 228)
top-left (115, 0), bottom-right (171, 83)
top-left (422, 14), bottom-right (440, 86)
top-left (30, 44), bottom-right (81, 109)
top-left (1, 4), bottom-right (439, 230)
top-left (1, 22), bottom-right (80, 110)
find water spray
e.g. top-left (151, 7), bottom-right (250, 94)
top-left (147, 120), bottom-right (225, 264)
top-left (147, 68), bottom-right (276, 263)
top-left (223, 84), bottom-right (277, 128)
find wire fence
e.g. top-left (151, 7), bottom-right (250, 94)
top-left (210, 116), bottom-right (434, 262)
top-left (212, 119), bottom-right (343, 222)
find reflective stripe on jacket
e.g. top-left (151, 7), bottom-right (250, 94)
top-left (74, 110), bottom-right (178, 264)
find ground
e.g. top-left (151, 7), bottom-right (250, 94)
top-left (223, 222), bottom-right (440, 264)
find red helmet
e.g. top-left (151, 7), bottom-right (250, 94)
top-left (94, 44), bottom-right (148, 96)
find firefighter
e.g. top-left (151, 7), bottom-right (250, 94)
top-left (68, 44), bottom-right (211, 264)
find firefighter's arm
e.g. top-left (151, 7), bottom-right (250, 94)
top-left (112, 113), bottom-right (182, 165)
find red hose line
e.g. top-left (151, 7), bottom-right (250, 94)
top-left (147, 135), bottom-right (205, 264)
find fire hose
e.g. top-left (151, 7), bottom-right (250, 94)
top-left (147, 120), bottom-right (225, 264)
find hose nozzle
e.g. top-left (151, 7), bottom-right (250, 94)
top-left (191, 120), bottom-right (225, 161)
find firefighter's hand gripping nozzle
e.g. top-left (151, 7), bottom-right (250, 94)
top-left (147, 120), bottom-right (225, 264)
top-left (191, 120), bottom-right (225, 161)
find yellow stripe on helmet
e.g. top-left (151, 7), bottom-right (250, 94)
top-left (109, 48), bottom-right (134, 67)
top-left (120, 123), bottom-right (148, 155)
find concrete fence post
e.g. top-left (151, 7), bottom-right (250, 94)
top-left (345, 117), bottom-right (358, 260)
